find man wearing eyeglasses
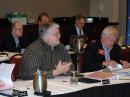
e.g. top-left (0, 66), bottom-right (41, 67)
top-left (0, 22), bottom-right (25, 52)
top-left (83, 26), bottom-right (130, 72)
top-left (19, 23), bottom-right (73, 80)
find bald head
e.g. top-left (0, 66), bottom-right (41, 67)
top-left (12, 22), bottom-right (23, 37)
top-left (101, 26), bottom-right (119, 48)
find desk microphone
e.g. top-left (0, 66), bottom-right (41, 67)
top-left (65, 45), bottom-right (83, 54)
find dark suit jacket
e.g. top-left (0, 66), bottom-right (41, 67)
top-left (0, 33), bottom-right (25, 52)
top-left (61, 26), bottom-right (87, 45)
top-left (83, 40), bottom-right (121, 72)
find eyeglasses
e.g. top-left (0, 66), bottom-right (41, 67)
top-left (14, 28), bottom-right (23, 31)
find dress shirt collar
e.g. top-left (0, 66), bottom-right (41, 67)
top-left (39, 38), bottom-right (59, 50)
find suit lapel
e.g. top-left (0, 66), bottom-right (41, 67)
top-left (10, 33), bottom-right (17, 48)
top-left (71, 26), bottom-right (78, 35)
top-left (97, 40), bottom-right (105, 61)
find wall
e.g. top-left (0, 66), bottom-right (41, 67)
top-left (0, 0), bottom-right (90, 18)
top-left (119, 0), bottom-right (127, 38)
top-left (90, 0), bottom-right (119, 22)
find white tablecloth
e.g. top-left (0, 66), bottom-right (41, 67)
top-left (0, 52), bottom-right (20, 62)
top-left (1, 69), bottom-right (130, 97)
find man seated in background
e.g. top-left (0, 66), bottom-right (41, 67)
top-left (38, 12), bottom-right (52, 32)
top-left (61, 14), bottom-right (87, 45)
top-left (26, 12), bottom-right (52, 46)
top-left (19, 23), bottom-right (73, 80)
top-left (0, 22), bottom-right (25, 52)
top-left (83, 26), bottom-right (130, 72)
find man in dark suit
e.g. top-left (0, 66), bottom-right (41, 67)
top-left (0, 22), bottom-right (25, 52)
top-left (83, 26), bottom-right (129, 72)
top-left (26, 12), bottom-right (52, 46)
top-left (38, 12), bottom-right (51, 32)
top-left (61, 14), bottom-right (87, 45)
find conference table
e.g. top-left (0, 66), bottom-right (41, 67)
top-left (0, 52), bottom-right (130, 97)
top-left (0, 52), bottom-right (20, 61)
top-left (1, 69), bottom-right (130, 97)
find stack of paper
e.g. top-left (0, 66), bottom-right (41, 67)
top-left (113, 68), bottom-right (130, 80)
top-left (84, 71), bottom-right (116, 80)
top-left (0, 63), bottom-right (15, 90)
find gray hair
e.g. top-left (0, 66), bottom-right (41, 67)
top-left (39, 23), bottom-right (59, 36)
top-left (101, 26), bottom-right (118, 37)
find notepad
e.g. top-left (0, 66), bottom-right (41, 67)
top-left (0, 63), bottom-right (15, 90)
top-left (84, 71), bottom-right (116, 80)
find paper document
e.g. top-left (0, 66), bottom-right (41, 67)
top-left (113, 68), bottom-right (130, 80)
top-left (0, 63), bottom-right (15, 90)
top-left (84, 71), bottom-right (116, 80)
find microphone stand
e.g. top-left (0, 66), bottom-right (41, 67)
top-left (69, 48), bottom-right (84, 73)
top-left (76, 50), bottom-right (84, 73)
top-left (68, 35), bottom-right (87, 73)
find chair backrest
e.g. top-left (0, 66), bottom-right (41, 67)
top-left (10, 54), bottom-right (22, 81)
top-left (121, 46), bottom-right (130, 62)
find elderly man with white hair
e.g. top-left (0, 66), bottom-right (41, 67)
top-left (83, 26), bottom-right (130, 72)
top-left (19, 23), bottom-right (73, 80)
top-left (0, 22), bottom-right (25, 52)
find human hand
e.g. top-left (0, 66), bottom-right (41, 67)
top-left (120, 60), bottom-right (130, 69)
top-left (109, 60), bottom-right (118, 68)
top-left (53, 60), bottom-right (72, 76)
top-left (102, 61), bottom-right (110, 67)
top-left (102, 60), bottom-right (118, 68)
